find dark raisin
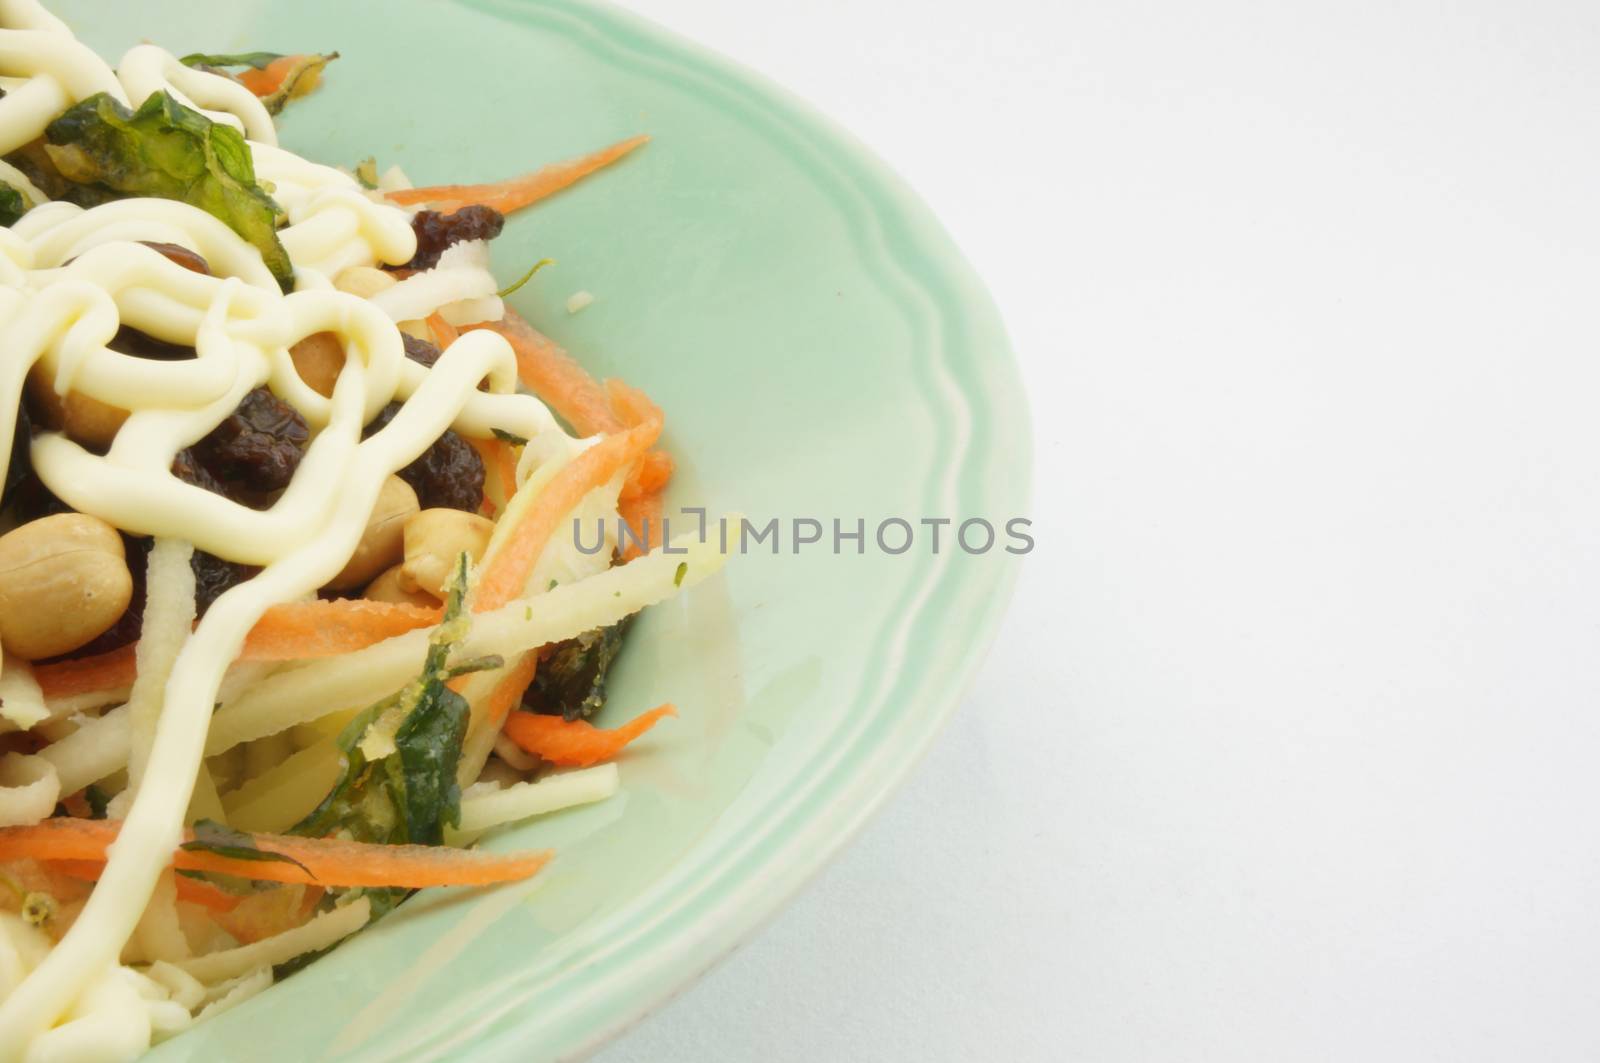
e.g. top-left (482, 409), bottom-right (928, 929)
top-left (403, 205), bottom-right (505, 271)
top-left (138, 241), bottom-right (211, 275)
top-left (402, 333), bottom-right (442, 368)
top-left (5, 402), bottom-right (33, 505)
top-left (190, 387), bottom-right (308, 498)
top-left (191, 550), bottom-right (259, 614)
top-left (522, 619), bottom-right (631, 721)
top-left (108, 325), bottom-right (195, 361)
top-left (171, 447), bottom-right (227, 496)
top-left (4, 470), bottom-right (70, 525)
top-left (363, 402), bottom-right (484, 512)
top-left (167, 453), bottom-right (260, 614)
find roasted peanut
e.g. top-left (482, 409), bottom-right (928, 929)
top-left (328, 476), bottom-right (420, 590)
top-left (26, 366), bottom-right (128, 450)
top-left (0, 514), bottom-right (133, 660)
top-left (333, 266), bottom-right (397, 300)
top-left (400, 508), bottom-right (494, 598)
top-left (362, 563), bottom-right (442, 608)
top-left (288, 331), bottom-right (345, 398)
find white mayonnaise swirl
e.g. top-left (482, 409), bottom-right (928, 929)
top-left (0, 3), bottom-right (580, 1059)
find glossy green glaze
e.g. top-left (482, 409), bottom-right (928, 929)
top-left (49, 1), bottom-right (1030, 1058)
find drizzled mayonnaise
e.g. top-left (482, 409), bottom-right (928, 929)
top-left (0, 3), bottom-right (579, 1058)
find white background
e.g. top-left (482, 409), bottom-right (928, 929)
top-left (600, 2), bottom-right (1600, 1060)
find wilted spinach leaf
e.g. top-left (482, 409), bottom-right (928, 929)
top-left (0, 181), bottom-right (25, 227)
top-left (523, 618), bottom-right (631, 721)
top-left (43, 92), bottom-right (294, 288)
top-left (179, 51), bottom-right (285, 71)
top-left (181, 819), bottom-right (315, 878)
top-left (294, 554), bottom-right (498, 846)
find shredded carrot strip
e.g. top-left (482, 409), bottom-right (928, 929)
top-left (624, 450), bottom-right (675, 500)
top-left (454, 652), bottom-right (539, 735)
top-left (466, 312), bottom-right (622, 437)
top-left (34, 599), bottom-right (440, 700)
top-left (616, 492), bottom-right (664, 562)
top-left (239, 599), bottom-right (440, 661)
top-left (426, 312), bottom-right (459, 348)
top-left (385, 135), bottom-right (648, 213)
top-left (475, 418), bottom-right (660, 613)
top-left (236, 54), bottom-right (331, 101)
top-left (236, 55), bottom-right (301, 96)
top-left (604, 378), bottom-right (674, 501)
top-left (466, 437), bottom-right (517, 519)
top-left (489, 440), bottom-right (519, 509)
top-left (503, 703), bottom-right (676, 767)
top-left (465, 317), bottom-right (673, 497)
top-left (33, 645), bottom-right (136, 700)
top-left (0, 819), bottom-right (550, 889)
top-left (51, 858), bottom-right (241, 913)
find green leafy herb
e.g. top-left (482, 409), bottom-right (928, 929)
top-left (179, 51), bottom-right (285, 71)
top-left (522, 618), bottom-right (631, 721)
top-left (491, 427), bottom-right (529, 446)
top-left (180, 819), bottom-right (316, 879)
top-left (443, 654), bottom-right (504, 681)
top-left (43, 92), bottom-right (294, 288)
top-left (496, 257), bottom-right (554, 299)
top-left (0, 181), bottom-right (26, 227)
top-left (674, 562), bottom-right (688, 587)
top-left (294, 554), bottom-right (479, 847)
top-left (354, 156), bottom-right (379, 190)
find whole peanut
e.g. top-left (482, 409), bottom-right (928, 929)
top-left (362, 563), bottom-right (442, 608)
top-left (329, 476), bottom-right (420, 590)
top-left (0, 514), bottom-right (133, 660)
top-left (26, 366), bottom-right (128, 450)
top-left (400, 508), bottom-right (495, 598)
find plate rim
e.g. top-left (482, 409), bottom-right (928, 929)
top-left (401, 1), bottom-right (1036, 1059)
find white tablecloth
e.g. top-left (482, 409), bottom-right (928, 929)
top-left (601, 2), bottom-right (1600, 1059)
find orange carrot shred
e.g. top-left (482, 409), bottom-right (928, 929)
top-left (385, 135), bottom-right (648, 213)
top-left (466, 437), bottom-right (517, 519)
top-left (237, 55), bottom-right (300, 96)
top-left (33, 645), bottom-right (137, 700)
top-left (626, 450), bottom-right (675, 499)
top-left (475, 417), bottom-right (660, 613)
top-left (604, 378), bottom-right (674, 500)
top-left (466, 312), bottom-right (622, 437)
top-left (236, 54), bottom-right (332, 104)
top-left (467, 653), bottom-right (540, 735)
top-left (240, 599), bottom-right (440, 662)
top-left (0, 819), bottom-right (549, 889)
top-left (617, 492), bottom-right (664, 562)
top-left (426, 312), bottom-right (459, 348)
top-left (51, 857), bottom-right (242, 913)
top-left (490, 440), bottom-right (519, 508)
top-left (34, 599), bottom-right (440, 700)
top-left (503, 703), bottom-right (676, 767)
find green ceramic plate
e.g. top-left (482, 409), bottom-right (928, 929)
top-left (50, 0), bottom-right (1029, 1058)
